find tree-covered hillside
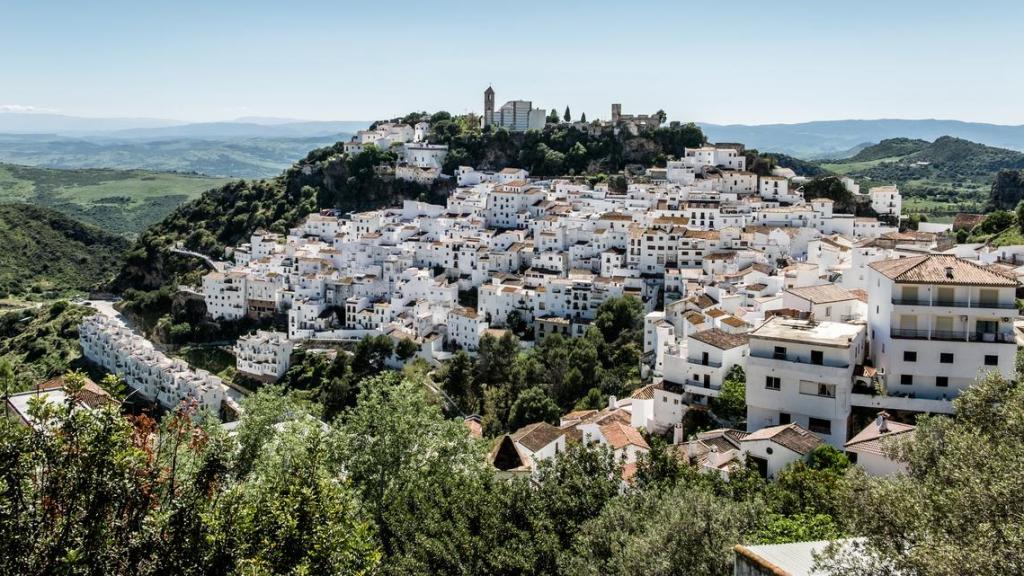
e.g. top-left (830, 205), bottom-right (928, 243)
top-left (0, 300), bottom-right (91, 389)
top-left (0, 203), bottom-right (130, 297)
top-left (816, 136), bottom-right (1024, 216)
top-left (430, 114), bottom-right (705, 176)
top-left (833, 137), bottom-right (930, 162)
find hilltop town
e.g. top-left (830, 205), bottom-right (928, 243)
top-left (59, 89), bottom-right (1024, 507)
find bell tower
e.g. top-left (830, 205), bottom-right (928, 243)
top-left (484, 86), bottom-right (495, 127)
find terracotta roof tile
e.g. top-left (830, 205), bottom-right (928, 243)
top-left (599, 422), bottom-right (650, 450)
top-left (742, 423), bottom-right (822, 455)
top-left (511, 422), bottom-right (565, 452)
top-left (869, 255), bottom-right (1017, 287)
top-left (690, 328), bottom-right (748, 350)
top-left (785, 284), bottom-right (858, 304)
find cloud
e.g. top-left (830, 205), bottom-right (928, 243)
top-left (0, 104), bottom-right (59, 113)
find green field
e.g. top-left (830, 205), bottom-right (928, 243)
top-left (0, 163), bottom-right (231, 235)
top-left (817, 156), bottom-right (905, 175)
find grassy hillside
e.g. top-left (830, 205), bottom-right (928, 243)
top-left (0, 163), bottom-right (230, 235)
top-left (0, 300), bottom-right (91, 390)
top-left (0, 203), bottom-right (131, 297)
top-left (816, 136), bottom-right (1024, 216)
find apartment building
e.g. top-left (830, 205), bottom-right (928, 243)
top-left (235, 330), bottom-right (294, 382)
top-left (80, 315), bottom-right (227, 413)
top-left (867, 255), bottom-right (1019, 413)
top-left (662, 328), bottom-right (748, 405)
top-left (746, 317), bottom-right (866, 447)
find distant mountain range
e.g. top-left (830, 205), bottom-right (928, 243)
top-left (0, 112), bottom-right (369, 140)
top-left (699, 119), bottom-right (1024, 159)
top-left (0, 113), bottom-right (373, 178)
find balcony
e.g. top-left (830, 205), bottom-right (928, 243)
top-left (682, 379), bottom-right (722, 398)
top-left (890, 329), bottom-right (1015, 343)
top-left (749, 352), bottom-right (849, 370)
top-left (687, 357), bottom-right (723, 368)
top-left (892, 297), bottom-right (1016, 310)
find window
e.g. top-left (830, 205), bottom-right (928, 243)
top-left (773, 346), bottom-right (787, 360)
top-left (901, 374), bottom-right (913, 386)
top-left (808, 418), bottom-right (832, 435)
top-left (940, 353), bottom-right (953, 364)
top-left (936, 376), bottom-right (949, 387)
top-left (765, 376), bottom-right (781, 391)
top-left (903, 351), bottom-right (917, 362)
top-left (811, 350), bottom-right (823, 365)
top-left (779, 413), bottom-right (791, 425)
top-left (984, 355), bottom-right (999, 366)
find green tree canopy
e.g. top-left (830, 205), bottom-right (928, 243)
top-left (508, 386), bottom-right (561, 431)
top-left (818, 371), bottom-right (1024, 575)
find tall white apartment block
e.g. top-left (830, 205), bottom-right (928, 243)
top-left (867, 255), bottom-right (1019, 412)
top-left (79, 315), bottom-right (226, 413)
top-left (662, 328), bottom-right (748, 405)
top-left (203, 271), bottom-right (248, 321)
top-left (235, 330), bottom-right (294, 382)
top-left (868, 185), bottom-right (901, 217)
top-left (746, 317), bottom-right (866, 447)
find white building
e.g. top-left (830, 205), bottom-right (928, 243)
top-left (203, 271), bottom-right (248, 321)
top-left (483, 87), bottom-right (546, 132)
top-left (866, 255), bottom-right (1019, 414)
top-left (79, 315), bottom-right (228, 414)
top-left (745, 317), bottom-right (866, 447)
top-left (783, 284), bottom-right (865, 323)
top-left (235, 330), bottom-right (294, 382)
top-left (663, 328), bottom-right (748, 405)
top-left (844, 411), bottom-right (914, 476)
top-left (402, 143), bottom-right (449, 169)
top-left (740, 422), bottom-right (824, 479)
top-left (868, 185), bottom-right (902, 217)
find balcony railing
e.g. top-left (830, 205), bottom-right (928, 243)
top-left (891, 329), bottom-right (1015, 343)
top-left (750, 353), bottom-right (849, 369)
top-left (892, 298), bottom-right (1016, 310)
top-left (687, 357), bottom-right (723, 368)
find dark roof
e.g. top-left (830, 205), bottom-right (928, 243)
top-left (742, 423), bottom-right (823, 455)
top-left (690, 328), bottom-right (748, 350)
top-left (489, 435), bottom-right (530, 471)
top-left (511, 422), bottom-right (564, 452)
top-left (36, 375), bottom-right (116, 409)
top-left (785, 284), bottom-right (858, 304)
top-left (844, 413), bottom-right (916, 455)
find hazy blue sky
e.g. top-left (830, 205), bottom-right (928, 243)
top-left (3, 0), bottom-right (1023, 125)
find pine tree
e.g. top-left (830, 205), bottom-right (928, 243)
top-left (564, 106), bottom-right (571, 123)
top-left (580, 112), bottom-right (587, 123)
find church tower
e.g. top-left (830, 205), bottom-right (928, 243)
top-left (484, 86), bottom-right (495, 127)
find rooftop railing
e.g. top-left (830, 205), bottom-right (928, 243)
top-left (891, 329), bottom-right (1015, 343)
top-left (892, 298), bottom-right (1016, 310)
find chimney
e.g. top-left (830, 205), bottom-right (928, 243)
top-left (607, 395), bottom-right (617, 410)
top-left (945, 266), bottom-right (954, 279)
top-left (673, 423), bottom-right (684, 445)
top-left (875, 411), bottom-right (890, 433)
